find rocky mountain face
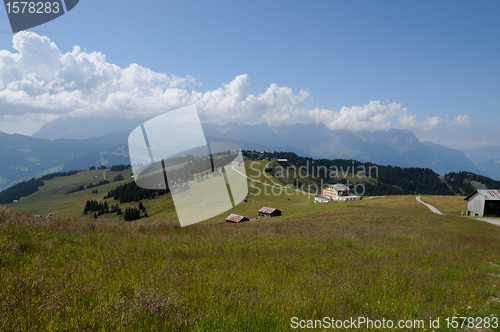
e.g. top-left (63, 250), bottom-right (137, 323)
top-left (202, 123), bottom-right (479, 175)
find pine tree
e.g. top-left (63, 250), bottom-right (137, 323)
top-left (84, 200), bottom-right (90, 214)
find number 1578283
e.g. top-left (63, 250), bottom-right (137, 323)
top-left (5, 2), bottom-right (60, 14)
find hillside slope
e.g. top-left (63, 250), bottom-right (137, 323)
top-left (0, 130), bottom-right (130, 192)
top-left (2, 156), bottom-right (489, 222)
top-left (31, 117), bottom-right (483, 177)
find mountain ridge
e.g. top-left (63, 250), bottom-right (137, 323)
top-left (0, 130), bottom-right (131, 192)
top-left (28, 116), bottom-right (487, 176)
top-left (0, 117), bottom-right (493, 193)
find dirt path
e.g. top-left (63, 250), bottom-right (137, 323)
top-left (476, 218), bottom-right (500, 227)
top-left (263, 162), bottom-right (289, 188)
top-left (416, 196), bottom-right (443, 215)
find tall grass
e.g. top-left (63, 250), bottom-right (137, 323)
top-left (1, 201), bottom-right (500, 331)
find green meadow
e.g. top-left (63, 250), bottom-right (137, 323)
top-left (1, 161), bottom-right (500, 331)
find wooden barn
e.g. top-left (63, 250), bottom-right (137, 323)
top-left (259, 207), bottom-right (281, 218)
top-left (226, 214), bottom-right (249, 223)
top-left (464, 189), bottom-right (500, 217)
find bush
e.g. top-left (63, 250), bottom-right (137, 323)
top-left (114, 175), bottom-right (124, 182)
top-left (124, 208), bottom-right (141, 221)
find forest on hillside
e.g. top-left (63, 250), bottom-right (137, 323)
top-left (3, 155), bottom-right (500, 205)
top-left (249, 151), bottom-right (500, 196)
top-left (0, 178), bottom-right (44, 204)
top-left (0, 166), bottom-right (130, 204)
top-left (105, 181), bottom-right (169, 203)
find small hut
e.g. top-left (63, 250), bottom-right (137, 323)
top-left (226, 214), bottom-right (249, 223)
top-left (258, 207), bottom-right (281, 218)
top-left (464, 189), bottom-right (500, 217)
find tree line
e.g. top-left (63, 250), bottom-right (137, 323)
top-left (105, 181), bottom-right (169, 203)
top-left (41, 170), bottom-right (82, 181)
top-left (0, 178), bottom-right (44, 204)
top-left (443, 172), bottom-right (500, 195)
top-left (252, 151), bottom-right (494, 196)
top-left (65, 180), bottom-right (110, 195)
top-left (0, 169), bottom-right (87, 204)
top-left (0, 164), bottom-right (133, 204)
top-left (84, 199), bottom-right (147, 221)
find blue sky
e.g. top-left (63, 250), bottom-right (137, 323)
top-left (0, 0), bottom-right (499, 149)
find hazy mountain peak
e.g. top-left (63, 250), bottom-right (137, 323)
top-left (32, 116), bottom-right (145, 140)
top-left (19, 116), bottom-right (498, 181)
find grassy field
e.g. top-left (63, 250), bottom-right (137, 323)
top-left (2, 161), bottom-right (391, 224)
top-left (1, 196), bottom-right (500, 331)
top-left (418, 195), bottom-right (468, 216)
top-left (5, 168), bottom-right (135, 218)
top-left (3, 161), bottom-right (337, 223)
top-left (1, 162), bottom-right (500, 331)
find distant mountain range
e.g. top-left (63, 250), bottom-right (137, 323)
top-left (1, 116), bottom-right (498, 192)
top-left (202, 123), bottom-right (480, 176)
top-left (463, 146), bottom-right (500, 182)
top-left (0, 130), bottom-right (131, 192)
top-left (32, 117), bottom-right (145, 140)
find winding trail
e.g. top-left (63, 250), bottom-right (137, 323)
top-left (476, 218), bottom-right (500, 227)
top-left (262, 162), bottom-right (297, 189)
top-left (416, 196), bottom-right (443, 215)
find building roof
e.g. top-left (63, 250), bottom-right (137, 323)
top-left (464, 189), bottom-right (500, 201)
top-left (324, 184), bottom-right (350, 191)
top-left (226, 214), bottom-right (248, 222)
top-left (259, 207), bottom-right (279, 214)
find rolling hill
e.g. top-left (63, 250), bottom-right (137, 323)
top-left (0, 130), bottom-right (130, 192)
top-left (31, 116), bottom-right (486, 178)
top-left (4, 153), bottom-right (500, 222)
top-left (1, 153), bottom-right (499, 330)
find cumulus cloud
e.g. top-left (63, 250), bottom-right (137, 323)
top-left (307, 101), bottom-right (443, 131)
top-left (449, 115), bottom-right (473, 128)
top-left (0, 32), bottom-right (471, 133)
top-left (0, 32), bottom-right (197, 119)
top-left (196, 74), bottom-right (310, 125)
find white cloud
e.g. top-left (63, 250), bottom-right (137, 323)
top-left (0, 32), bottom-right (472, 134)
top-left (0, 32), bottom-right (197, 119)
top-left (307, 101), bottom-right (443, 131)
top-left (449, 115), bottom-right (473, 128)
top-left (196, 74), bottom-right (310, 124)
